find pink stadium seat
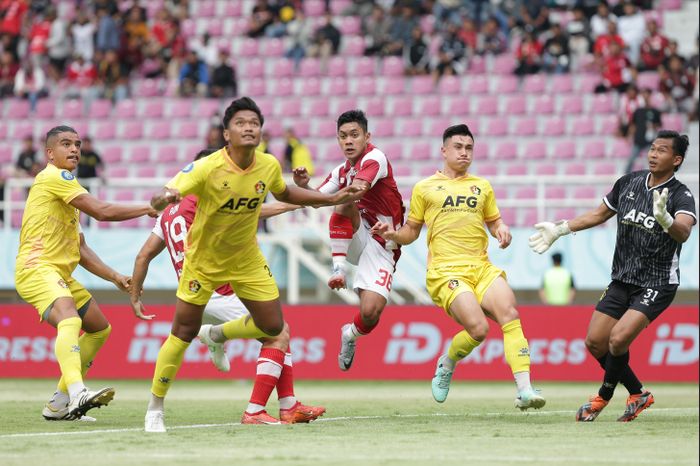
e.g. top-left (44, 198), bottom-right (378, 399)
top-left (393, 165), bottom-right (412, 177)
top-left (137, 166), bottom-right (157, 177)
top-left (180, 18), bottom-right (195, 37)
top-left (576, 74), bottom-right (600, 93)
top-left (244, 58), bottom-right (265, 78)
top-left (94, 122), bottom-right (116, 140)
top-left (365, 97), bottom-right (385, 117)
top-left (559, 95), bottom-right (583, 114)
top-left (582, 140), bottom-right (606, 158)
top-left (593, 161), bottom-right (617, 175)
top-left (381, 142), bottom-right (403, 159)
top-left (176, 120), bottom-right (200, 139)
top-left (306, 98), bottom-right (329, 117)
top-left (271, 58), bottom-right (294, 78)
top-left (472, 164), bottom-right (497, 177)
top-left (342, 36), bottom-right (365, 57)
top-left (35, 99), bottom-right (56, 118)
top-left (238, 38), bottom-right (260, 58)
top-left (475, 95), bottom-right (498, 115)
top-left (13, 121), bottom-right (33, 139)
top-left (197, 1), bottom-right (216, 17)
top-left (437, 75), bottom-right (460, 94)
top-left (106, 166), bottom-right (129, 178)
top-left (329, 0), bottom-right (352, 14)
top-left (372, 119), bottom-right (395, 137)
top-left (495, 75), bottom-right (518, 93)
top-left (134, 79), bottom-right (160, 97)
top-left (274, 78), bottom-right (294, 96)
top-left (564, 162), bottom-right (586, 175)
top-left (541, 117), bottom-right (565, 136)
top-left (571, 116), bottom-right (595, 135)
top-left (355, 77), bottom-right (376, 95)
top-left (0, 146), bottom-right (12, 163)
top-left (246, 79), bottom-right (266, 96)
top-left (279, 98), bottom-right (302, 117)
top-left (546, 186), bottom-right (566, 199)
top-left (301, 78), bottom-right (321, 96)
top-left (304, 0), bottom-right (326, 16)
top-left (88, 99), bottom-right (112, 118)
top-left (334, 96), bottom-right (357, 113)
top-left (573, 186), bottom-right (597, 199)
top-left (494, 141), bottom-right (517, 159)
top-left (553, 208), bottom-right (576, 221)
top-left (101, 146), bottom-right (123, 164)
top-left (500, 208), bottom-right (516, 226)
top-left (162, 166), bottom-right (182, 178)
top-left (391, 97), bottom-right (413, 116)
top-left (590, 94), bottom-right (614, 114)
top-left (466, 75), bottom-right (488, 94)
top-left (515, 186), bottom-right (537, 199)
top-left (636, 71), bottom-right (659, 90)
top-left (350, 57), bottom-right (376, 77)
top-left (427, 117), bottom-right (452, 137)
top-left (551, 75), bottom-right (573, 93)
top-left (315, 120), bottom-right (338, 138)
top-left (419, 14), bottom-right (435, 34)
top-left (400, 119), bottom-right (423, 137)
top-left (339, 16), bottom-right (361, 35)
top-left (142, 99), bottom-right (164, 118)
top-left (206, 18), bottom-right (223, 36)
top-left (446, 97), bottom-right (471, 116)
top-left (521, 208), bottom-right (539, 228)
top-left (255, 97), bottom-right (274, 116)
top-left (327, 56), bottom-right (348, 77)
top-left (506, 164), bottom-right (528, 176)
top-left (10, 210), bottom-right (23, 228)
top-left (129, 146), bottom-right (151, 163)
top-left (379, 76), bottom-right (405, 95)
top-left (328, 78), bottom-right (348, 95)
top-left (468, 55), bottom-right (486, 74)
top-left (63, 100), bottom-right (83, 118)
top-left (597, 115), bottom-right (619, 135)
top-left (419, 165), bottom-right (439, 176)
top-left (491, 54), bottom-right (517, 75)
top-left (484, 118), bottom-right (508, 137)
top-left (411, 76), bottom-right (434, 94)
top-left (122, 121), bottom-right (144, 139)
top-left (7, 99), bottom-right (30, 119)
top-left (523, 141), bottom-right (547, 159)
top-left (418, 97), bottom-right (441, 116)
top-left (195, 99), bottom-right (220, 118)
top-left (523, 75), bottom-right (547, 93)
top-left (115, 99), bottom-right (136, 118)
top-left (473, 140), bottom-right (488, 159)
top-left (292, 120), bottom-right (311, 139)
top-left (409, 141), bottom-right (432, 161)
top-left (662, 113), bottom-right (684, 132)
top-left (382, 56), bottom-right (404, 76)
top-left (223, 2), bottom-right (242, 16)
top-left (532, 95), bottom-right (555, 115)
top-left (553, 140), bottom-right (576, 159)
top-left (514, 117), bottom-right (537, 136)
top-left (608, 138), bottom-right (632, 159)
top-left (505, 95), bottom-right (527, 115)
top-left (168, 99), bottom-right (191, 118)
top-left (262, 38), bottom-right (285, 56)
top-left (150, 121), bottom-right (172, 139)
top-left (156, 145), bottom-right (179, 163)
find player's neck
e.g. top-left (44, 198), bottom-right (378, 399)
top-left (442, 166), bottom-right (467, 179)
top-left (226, 145), bottom-right (256, 170)
top-left (648, 171), bottom-right (674, 188)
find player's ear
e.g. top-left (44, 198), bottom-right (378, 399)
top-left (222, 128), bottom-right (230, 143)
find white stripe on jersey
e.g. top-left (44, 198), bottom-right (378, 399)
top-left (319, 163), bottom-right (344, 194)
top-left (669, 250), bottom-right (679, 285)
top-left (361, 148), bottom-right (389, 188)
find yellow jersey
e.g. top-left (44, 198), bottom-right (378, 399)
top-left (408, 171), bottom-right (500, 268)
top-left (15, 164), bottom-right (87, 278)
top-left (166, 148), bottom-right (286, 280)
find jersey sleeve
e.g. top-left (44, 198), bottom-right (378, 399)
top-left (671, 187), bottom-right (697, 224)
top-left (267, 157), bottom-right (287, 195)
top-left (604, 174), bottom-right (629, 212)
top-left (151, 214), bottom-right (165, 239)
top-left (47, 169), bottom-right (88, 203)
top-left (355, 152), bottom-right (388, 188)
top-left (407, 183), bottom-right (426, 224)
top-left (483, 181), bottom-right (500, 222)
top-left (166, 159), bottom-right (206, 197)
top-left (318, 164), bottom-right (343, 194)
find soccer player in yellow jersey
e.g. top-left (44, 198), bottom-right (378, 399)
top-left (372, 124), bottom-right (546, 410)
top-left (14, 125), bottom-right (158, 421)
top-left (144, 97), bottom-right (362, 432)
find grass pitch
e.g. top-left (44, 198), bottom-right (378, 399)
top-left (0, 379), bottom-right (697, 466)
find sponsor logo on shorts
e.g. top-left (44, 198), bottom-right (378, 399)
top-left (255, 181), bottom-right (266, 194)
top-left (470, 185), bottom-right (481, 195)
top-left (57, 279), bottom-right (69, 289)
top-left (159, 377), bottom-right (170, 384)
top-left (182, 162), bottom-right (194, 173)
top-left (189, 280), bottom-right (201, 293)
top-left (60, 170), bottom-right (75, 181)
top-left (448, 279), bottom-right (459, 290)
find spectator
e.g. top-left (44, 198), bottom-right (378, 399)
top-left (404, 25), bottom-right (430, 76)
top-left (638, 19), bottom-right (669, 71)
top-left (14, 60), bottom-right (47, 110)
top-left (431, 22), bottom-right (466, 83)
top-left (71, 11), bottom-right (96, 60)
top-left (96, 8), bottom-right (121, 52)
top-left (362, 6), bottom-right (391, 56)
top-left (257, 130), bottom-right (271, 154)
top-left (123, 5), bottom-right (149, 44)
top-left (27, 9), bottom-right (52, 66)
top-left (567, 7), bottom-right (591, 70)
top-left (65, 54), bottom-right (99, 109)
top-left (616, 1), bottom-right (646, 66)
top-left (519, 1), bottom-right (550, 35)
top-left (479, 17), bottom-right (507, 55)
top-left (343, 0), bottom-right (376, 18)
top-left (457, 17), bottom-right (478, 52)
top-left (14, 135), bottom-right (40, 177)
top-left (514, 31), bottom-right (543, 76)
top-left (284, 128), bottom-right (315, 175)
top-left (97, 49), bottom-right (128, 102)
top-left (139, 40), bottom-right (167, 78)
top-left (45, 8), bottom-right (71, 81)
top-left (617, 84), bottom-right (643, 137)
top-left (76, 135), bottom-right (103, 179)
top-left (594, 20), bottom-right (625, 59)
top-left (662, 40), bottom-right (683, 70)
top-left (190, 32), bottom-right (219, 68)
top-left (284, 9), bottom-right (313, 69)
top-left (659, 55), bottom-right (695, 113)
top-left (384, 6), bottom-right (418, 56)
top-left (432, 0), bottom-right (464, 29)
top-left (0, 50), bottom-right (19, 97)
top-left (179, 50), bottom-right (208, 97)
top-left (0, 0), bottom-right (29, 48)
top-left (542, 23), bottom-right (570, 74)
top-left (624, 88), bottom-right (661, 173)
top-left (539, 252), bottom-right (576, 306)
top-left (308, 12), bottom-right (342, 62)
top-left (205, 124), bottom-right (225, 150)
top-left (596, 40), bottom-right (633, 93)
top-left (209, 48), bottom-right (236, 98)
top-left (247, 0), bottom-right (274, 38)
top-left (590, 1), bottom-right (616, 40)
top-left (150, 8), bottom-right (176, 50)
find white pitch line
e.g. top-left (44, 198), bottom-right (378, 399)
top-left (1, 408), bottom-right (697, 439)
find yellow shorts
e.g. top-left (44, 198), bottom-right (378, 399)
top-left (426, 262), bottom-right (506, 312)
top-left (15, 267), bottom-right (92, 321)
top-left (177, 249), bottom-right (279, 305)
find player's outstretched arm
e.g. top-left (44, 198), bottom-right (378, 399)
top-left (486, 217), bottom-right (512, 249)
top-left (150, 187), bottom-right (182, 211)
top-left (71, 193), bottom-right (158, 221)
top-left (78, 233), bottom-right (131, 292)
top-left (371, 219), bottom-right (422, 245)
top-left (529, 203), bottom-right (615, 254)
top-left (129, 233), bottom-right (164, 321)
top-left (273, 184), bottom-right (366, 207)
top-left (292, 167), bottom-right (311, 189)
top-left (653, 188), bottom-right (694, 242)
top-left (260, 202), bottom-right (303, 219)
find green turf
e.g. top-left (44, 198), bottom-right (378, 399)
top-left (0, 379), bottom-right (697, 465)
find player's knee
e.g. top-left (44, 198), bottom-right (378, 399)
top-left (360, 305), bottom-right (383, 325)
top-left (608, 332), bottom-right (630, 355)
top-left (467, 322), bottom-right (489, 341)
top-left (172, 323), bottom-right (198, 343)
top-left (585, 336), bottom-right (605, 356)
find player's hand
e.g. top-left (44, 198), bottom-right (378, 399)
top-left (146, 206), bottom-right (159, 218)
top-left (653, 187), bottom-right (674, 232)
top-left (129, 295), bottom-right (156, 321)
top-left (292, 167), bottom-right (310, 188)
top-left (495, 223), bottom-right (512, 249)
top-left (151, 188), bottom-right (181, 211)
top-left (332, 185), bottom-right (366, 204)
top-left (528, 220), bottom-right (571, 254)
top-left (112, 273), bottom-right (131, 293)
top-left (370, 221), bottom-right (395, 240)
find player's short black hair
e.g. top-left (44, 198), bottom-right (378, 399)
top-left (656, 130), bottom-right (689, 171)
top-left (194, 148), bottom-right (216, 161)
top-left (337, 109), bottom-right (368, 133)
top-left (442, 124), bottom-right (474, 144)
top-left (552, 252), bottom-right (563, 265)
top-left (45, 125), bottom-right (78, 147)
top-left (222, 96), bottom-right (264, 128)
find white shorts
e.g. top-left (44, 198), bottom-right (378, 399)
top-left (346, 219), bottom-right (398, 301)
top-left (202, 292), bottom-right (249, 325)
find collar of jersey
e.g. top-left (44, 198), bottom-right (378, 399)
top-left (645, 172), bottom-right (675, 191)
top-left (223, 146), bottom-right (257, 173)
top-left (433, 170), bottom-right (474, 181)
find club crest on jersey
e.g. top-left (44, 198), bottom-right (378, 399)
top-left (57, 279), bottom-right (69, 289)
top-left (448, 279), bottom-right (459, 290)
top-left (470, 185), bottom-right (481, 195)
top-left (60, 170), bottom-right (75, 181)
top-left (255, 181), bottom-right (266, 194)
top-left (188, 280), bottom-right (201, 293)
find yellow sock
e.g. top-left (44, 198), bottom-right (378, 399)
top-left (447, 330), bottom-right (481, 361)
top-left (151, 334), bottom-right (190, 398)
top-left (57, 325), bottom-right (111, 393)
top-left (222, 316), bottom-right (273, 340)
top-left (502, 319), bottom-right (531, 374)
top-left (55, 317), bottom-right (83, 388)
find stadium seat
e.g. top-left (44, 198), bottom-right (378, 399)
top-left (491, 54), bottom-right (517, 75)
top-left (244, 58), bottom-right (265, 78)
top-left (573, 186), bottom-right (597, 199)
top-left (13, 121), bottom-right (34, 139)
top-left (129, 146), bottom-right (151, 163)
top-left (427, 117), bottom-right (452, 137)
top-left (521, 208), bottom-right (539, 228)
top-left (523, 141), bottom-right (547, 159)
top-left (137, 166), bottom-right (157, 178)
top-left (115, 99), bottom-right (136, 118)
top-left (494, 75), bottom-right (518, 93)
top-left (162, 165), bottom-right (183, 178)
top-left (195, 99), bottom-right (220, 119)
top-left (156, 145), bottom-right (179, 163)
top-left (514, 117), bottom-right (537, 136)
top-left (465, 75), bottom-right (488, 94)
top-left (101, 146), bottom-right (123, 164)
top-left (559, 95), bottom-right (583, 114)
top-left (484, 118), bottom-right (508, 137)
top-left (589, 94), bottom-right (615, 114)
top-left (564, 162), bottom-right (586, 175)
top-left (176, 120), bottom-right (200, 139)
top-left (380, 76), bottom-right (405, 95)
top-left (365, 97), bottom-right (385, 117)
top-left (515, 186), bottom-right (537, 199)
top-left (35, 99), bottom-right (56, 118)
top-left (468, 55), bottom-right (486, 74)
top-left (418, 96), bottom-right (441, 116)
top-left (381, 56), bottom-right (405, 77)
top-left (571, 116), bottom-right (595, 135)
top-left (494, 141), bottom-right (517, 159)
top-left (400, 118), bottom-right (423, 137)
top-left (105, 165), bottom-right (129, 178)
top-left (532, 95), bottom-right (555, 115)
top-left (300, 77), bottom-right (321, 96)
top-left (349, 57), bottom-right (375, 77)
top-left (554, 208), bottom-right (576, 220)
top-left (637, 71), bottom-right (659, 90)
top-left (339, 16), bottom-right (361, 35)
top-left (94, 121), bottom-right (116, 140)
top-left (11, 210), bottom-right (23, 228)
top-left (0, 146), bottom-right (12, 163)
top-left (411, 76), bottom-right (434, 95)
top-left (437, 75), bottom-right (460, 94)
top-left (393, 165), bottom-right (412, 177)
top-left (222, 1), bottom-right (243, 16)
top-left (327, 56), bottom-right (348, 77)
top-left (419, 164), bottom-right (439, 176)
top-left (593, 161), bottom-right (617, 175)
top-left (409, 141), bottom-right (433, 161)
top-left (206, 18), bottom-right (223, 36)
top-left (446, 97), bottom-right (471, 116)
top-left (582, 140), bottom-right (606, 158)
top-left (473, 140), bottom-right (488, 159)
top-left (506, 163), bottom-right (528, 176)
top-left (245, 79), bottom-right (267, 96)
top-left (523, 75), bottom-right (547, 93)
top-left (279, 98), bottom-right (302, 117)
top-left (342, 36), bottom-right (365, 57)
top-left (419, 14), bottom-right (435, 34)
top-left (197, 1), bottom-right (216, 17)
top-left (576, 74), bottom-right (600, 93)
top-left (328, 78), bottom-right (349, 95)
top-left (276, 79), bottom-right (295, 96)
top-left (150, 121), bottom-right (172, 140)
top-left (334, 96), bottom-right (358, 114)
top-left (541, 117), bottom-right (566, 136)
top-left (305, 98), bottom-right (329, 117)
top-left (142, 99), bottom-right (164, 118)
top-left (355, 76), bottom-right (376, 95)
top-left (238, 38), bottom-right (260, 58)
top-left (550, 75), bottom-right (573, 93)
top-left (372, 119), bottom-right (395, 137)
top-left (88, 99), bottom-right (112, 118)
top-left (472, 164), bottom-right (497, 177)
top-left (553, 140), bottom-right (576, 159)
top-left (662, 113), bottom-right (684, 132)
top-left (391, 97), bottom-right (413, 116)
top-left (608, 138), bottom-right (632, 159)
top-left (121, 121), bottom-right (144, 139)
top-left (499, 208), bottom-right (516, 226)
top-left (315, 120), bottom-right (338, 138)
top-left (271, 58), bottom-right (294, 78)
top-left (0, 122), bottom-right (6, 140)
top-left (6, 99), bottom-right (30, 119)
top-left (63, 100), bottom-right (83, 118)
top-left (475, 95), bottom-right (498, 115)
top-left (596, 115), bottom-right (619, 135)
top-left (304, 0), bottom-right (326, 16)
top-left (262, 38), bottom-right (285, 56)
top-left (545, 186), bottom-right (566, 199)
top-left (134, 79), bottom-right (160, 97)
top-left (505, 95), bottom-right (527, 115)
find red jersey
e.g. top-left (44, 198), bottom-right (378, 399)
top-left (594, 34), bottom-right (625, 58)
top-left (319, 143), bottom-right (405, 248)
top-left (152, 195), bottom-right (233, 295)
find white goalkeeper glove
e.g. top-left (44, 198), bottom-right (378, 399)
top-left (653, 187), bottom-right (674, 232)
top-left (528, 220), bottom-right (571, 254)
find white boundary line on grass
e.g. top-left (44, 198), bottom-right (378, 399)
top-left (1, 407), bottom-right (697, 439)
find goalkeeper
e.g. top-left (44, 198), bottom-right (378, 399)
top-left (529, 130), bottom-right (696, 423)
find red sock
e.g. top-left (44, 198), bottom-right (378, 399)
top-left (354, 312), bottom-right (378, 335)
top-left (329, 213), bottom-right (353, 261)
top-left (249, 347), bottom-right (285, 409)
top-left (276, 352), bottom-right (295, 400)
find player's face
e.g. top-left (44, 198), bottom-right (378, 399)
top-left (441, 135), bottom-right (474, 172)
top-left (46, 132), bottom-right (81, 171)
top-left (224, 110), bottom-right (262, 149)
top-left (647, 138), bottom-right (681, 174)
top-left (337, 122), bottom-right (370, 161)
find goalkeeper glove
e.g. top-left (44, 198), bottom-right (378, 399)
top-left (653, 187), bottom-right (674, 232)
top-left (528, 220), bottom-right (571, 254)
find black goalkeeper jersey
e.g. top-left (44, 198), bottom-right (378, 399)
top-left (603, 171), bottom-right (697, 287)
